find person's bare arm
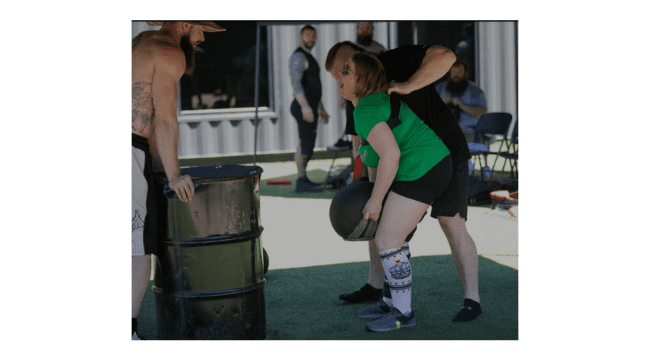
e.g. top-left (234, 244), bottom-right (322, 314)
top-left (387, 46), bottom-right (456, 95)
top-left (152, 46), bottom-right (195, 202)
top-left (362, 122), bottom-right (400, 221)
top-left (289, 52), bottom-right (314, 122)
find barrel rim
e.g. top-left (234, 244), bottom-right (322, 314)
top-left (152, 279), bottom-right (266, 298)
top-left (155, 165), bottom-right (264, 184)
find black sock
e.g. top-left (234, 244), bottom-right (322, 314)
top-left (362, 283), bottom-right (381, 291)
top-left (340, 282), bottom-right (382, 302)
top-left (132, 318), bottom-right (138, 335)
top-left (452, 299), bottom-right (482, 322)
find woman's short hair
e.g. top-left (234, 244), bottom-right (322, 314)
top-left (351, 52), bottom-right (387, 99)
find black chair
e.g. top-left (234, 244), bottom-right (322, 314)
top-left (325, 133), bottom-right (353, 186)
top-left (497, 120), bottom-right (518, 182)
top-left (468, 112), bottom-right (513, 180)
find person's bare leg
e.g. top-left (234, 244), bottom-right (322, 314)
top-left (364, 192), bottom-right (427, 331)
top-left (367, 240), bottom-right (384, 288)
top-left (438, 212), bottom-right (482, 322)
top-left (438, 213), bottom-right (480, 303)
top-left (132, 255), bottom-right (151, 319)
top-left (374, 192), bottom-right (429, 253)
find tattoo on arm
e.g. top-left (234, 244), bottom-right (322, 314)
top-left (289, 52), bottom-right (307, 96)
top-left (132, 82), bottom-right (154, 132)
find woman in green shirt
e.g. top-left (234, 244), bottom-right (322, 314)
top-left (339, 52), bottom-right (452, 332)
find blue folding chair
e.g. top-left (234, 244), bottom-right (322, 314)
top-left (497, 120), bottom-right (518, 182)
top-left (468, 112), bottom-right (513, 180)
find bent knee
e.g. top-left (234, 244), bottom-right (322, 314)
top-left (438, 213), bottom-right (468, 233)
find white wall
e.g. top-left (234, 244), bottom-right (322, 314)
top-left (477, 21), bottom-right (518, 137)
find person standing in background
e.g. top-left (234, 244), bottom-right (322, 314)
top-left (289, 25), bottom-right (330, 192)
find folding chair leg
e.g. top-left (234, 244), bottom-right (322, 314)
top-left (498, 160), bottom-right (507, 182)
top-left (325, 150), bottom-right (340, 182)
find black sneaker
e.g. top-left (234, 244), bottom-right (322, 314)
top-left (339, 283), bottom-right (382, 303)
top-left (452, 299), bottom-right (482, 322)
top-left (296, 177), bottom-right (323, 193)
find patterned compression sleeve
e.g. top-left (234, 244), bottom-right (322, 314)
top-left (289, 51), bottom-right (307, 96)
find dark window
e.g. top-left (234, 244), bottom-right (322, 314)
top-left (179, 21), bottom-right (269, 112)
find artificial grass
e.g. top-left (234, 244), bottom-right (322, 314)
top-left (258, 168), bottom-right (349, 200)
top-left (137, 255), bottom-right (517, 340)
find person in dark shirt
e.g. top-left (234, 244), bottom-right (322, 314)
top-left (289, 25), bottom-right (330, 192)
top-left (325, 41), bottom-right (481, 322)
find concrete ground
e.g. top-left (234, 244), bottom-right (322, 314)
top-left (249, 159), bottom-right (518, 271)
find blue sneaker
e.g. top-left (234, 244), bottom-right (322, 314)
top-left (366, 307), bottom-right (415, 332)
top-left (357, 300), bottom-right (391, 319)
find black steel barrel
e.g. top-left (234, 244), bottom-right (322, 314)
top-left (153, 164), bottom-right (266, 340)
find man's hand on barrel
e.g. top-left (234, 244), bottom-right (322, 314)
top-left (169, 173), bottom-right (195, 202)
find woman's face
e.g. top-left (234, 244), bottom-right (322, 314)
top-left (339, 60), bottom-right (358, 102)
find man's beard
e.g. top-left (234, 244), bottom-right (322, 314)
top-left (446, 79), bottom-right (469, 96)
top-left (180, 35), bottom-right (196, 75)
top-left (303, 41), bottom-right (315, 50)
top-left (357, 34), bottom-right (373, 46)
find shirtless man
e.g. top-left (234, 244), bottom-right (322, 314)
top-left (131, 21), bottom-right (224, 340)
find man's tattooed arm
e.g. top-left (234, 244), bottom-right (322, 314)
top-left (132, 82), bottom-right (154, 133)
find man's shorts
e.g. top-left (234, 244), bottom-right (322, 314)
top-left (132, 133), bottom-right (157, 256)
top-left (429, 158), bottom-right (470, 221)
top-left (290, 99), bottom-right (319, 157)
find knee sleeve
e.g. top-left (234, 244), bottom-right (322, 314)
top-left (383, 244), bottom-right (410, 299)
top-left (380, 248), bottom-right (412, 293)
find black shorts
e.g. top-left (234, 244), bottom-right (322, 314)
top-left (390, 155), bottom-right (452, 206)
top-left (290, 99), bottom-right (319, 157)
top-left (429, 158), bottom-right (469, 221)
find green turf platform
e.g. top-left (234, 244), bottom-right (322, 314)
top-left (137, 254), bottom-right (517, 340)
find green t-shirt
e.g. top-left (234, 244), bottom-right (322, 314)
top-left (354, 92), bottom-right (450, 181)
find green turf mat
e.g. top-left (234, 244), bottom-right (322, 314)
top-left (137, 255), bottom-right (517, 340)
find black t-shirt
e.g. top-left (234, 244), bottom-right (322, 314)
top-left (345, 45), bottom-right (470, 164)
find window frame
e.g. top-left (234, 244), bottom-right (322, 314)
top-left (177, 23), bottom-right (277, 123)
